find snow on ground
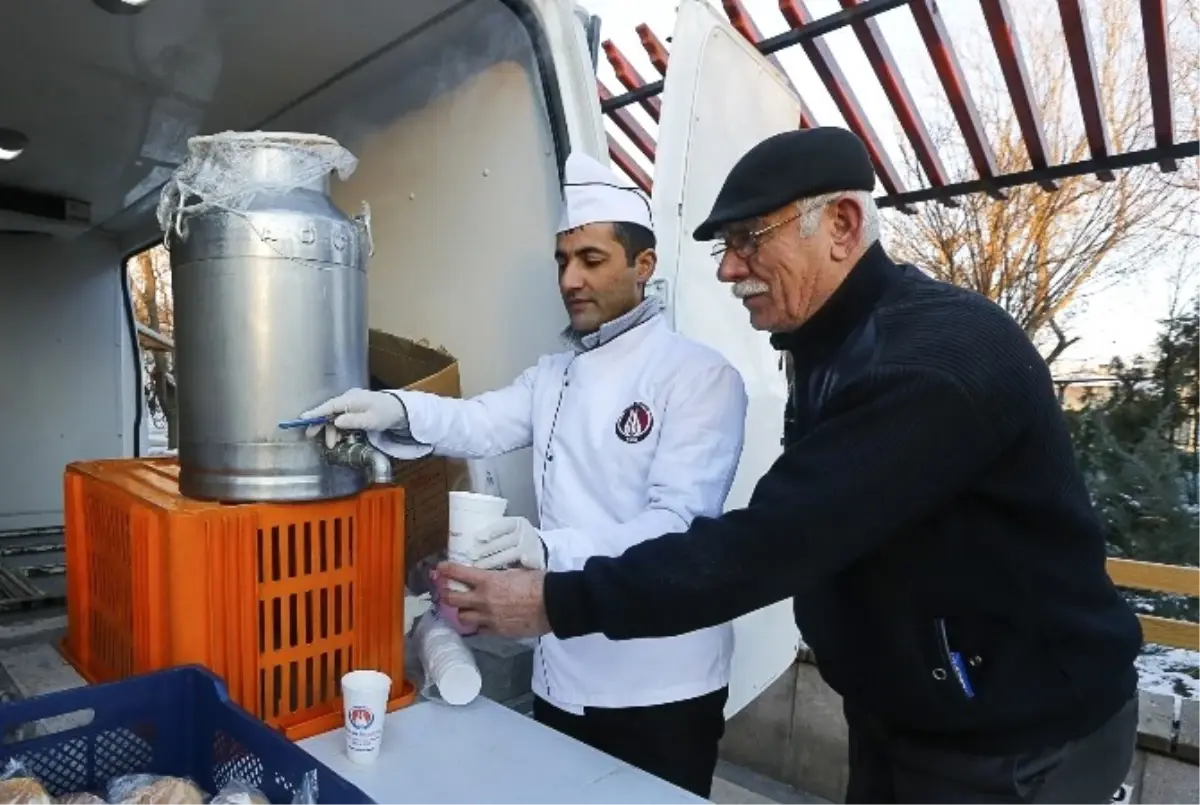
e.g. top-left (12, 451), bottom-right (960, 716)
top-left (1123, 597), bottom-right (1199, 698)
top-left (1136, 645), bottom-right (1199, 699)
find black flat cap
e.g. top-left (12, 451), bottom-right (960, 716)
top-left (693, 127), bottom-right (875, 241)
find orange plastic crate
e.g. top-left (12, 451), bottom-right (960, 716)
top-left (61, 458), bottom-right (415, 740)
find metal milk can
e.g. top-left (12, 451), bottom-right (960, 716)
top-left (161, 131), bottom-right (385, 502)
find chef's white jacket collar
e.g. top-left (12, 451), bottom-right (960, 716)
top-left (563, 296), bottom-right (664, 353)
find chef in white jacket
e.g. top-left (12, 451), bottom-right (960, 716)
top-left (300, 152), bottom-right (748, 798)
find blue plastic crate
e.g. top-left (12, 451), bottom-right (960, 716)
top-left (0, 666), bottom-right (373, 803)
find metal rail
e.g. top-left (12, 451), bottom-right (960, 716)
top-left (600, 0), bottom-right (1195, 210)
top-left (876, 141), bottom-right (1199, 209)
top-left (1107, 558), bottom-right (1199, 651)
top-left (600, 0), bottom-right (910, 113)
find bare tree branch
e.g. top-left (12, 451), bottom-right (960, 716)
top-left (884, 0), bottom-right (1198, 366)
top-left (1044, 318), bottom-right (1082, 365)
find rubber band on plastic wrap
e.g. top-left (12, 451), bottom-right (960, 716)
top-left (155, 131), bottom-right (372, 260)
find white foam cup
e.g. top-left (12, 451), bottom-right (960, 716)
top-left (414, 614), bottom-right (483, 706)
top-left (341, 670), bottom-right (392, 765)
top-left (446, 491), bottom-right (508, 591)
top-left (429, 656), bottom-right (482, 706)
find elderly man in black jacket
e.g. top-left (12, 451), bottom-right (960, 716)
top-left (439, 127), bottom-right (1143, 804)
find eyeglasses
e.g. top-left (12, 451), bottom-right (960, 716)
top-left (710, 208), bottom-right (804, 260)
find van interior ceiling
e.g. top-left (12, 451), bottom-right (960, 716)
top-left (0, 0), bottom-right (570, 530)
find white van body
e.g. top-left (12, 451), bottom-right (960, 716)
top-left (0, 0), bottom-right (799, 717)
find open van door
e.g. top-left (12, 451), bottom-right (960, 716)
top-left (652, 0), bottom-right (803, 718)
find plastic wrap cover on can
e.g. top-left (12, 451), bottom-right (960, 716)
top-left (166, 133), bottom-right (368, 502)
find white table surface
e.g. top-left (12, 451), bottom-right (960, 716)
top-left (298, 696), bottom-right (708, 804)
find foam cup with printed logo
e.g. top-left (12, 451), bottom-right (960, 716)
top-left (445, 491), bottom-right (508, 592)
top-left (341, 670), bottom-right (391, 765)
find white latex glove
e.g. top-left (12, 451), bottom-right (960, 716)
top-left (300, 388), bottom-right (408, 448)
top-left (465, 517), bottom-right (548, 571)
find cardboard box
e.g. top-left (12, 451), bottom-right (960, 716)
top-left (369, 329), bottom-right (461, 397)
top-left (368, 330), bottom-right (466, 572)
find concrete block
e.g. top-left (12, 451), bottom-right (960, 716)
top-left (711, 776), bottom-right (779, 805)
top-left (464, 634), bottom-right (533, 704)
top-left (500, 691), bottom-right (534, 716)
top-left (1139, 751), bottom-right (1200, 805)
top-left (1175, 697), bottom-right (1198, 763)
top-left (1136, 690), bottom-right (1176, 755)
top-left (720, 663), bottom-right (798, 784)
top-left (782, 662), bottom-right (849, 805)
top-left (715, 760), bottom-right (831, 804)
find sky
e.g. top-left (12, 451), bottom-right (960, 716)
top-left (581, 0), bottom-right (1197, 371)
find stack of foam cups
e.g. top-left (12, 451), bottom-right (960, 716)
top-left (414, 612), bottom-right (483, 706)
top-left (445, 492), bottom-right (509, 587)
top-left (439, 491), bottom-right (508, 634)
top-left (341, 670), bottom-right (391, 764)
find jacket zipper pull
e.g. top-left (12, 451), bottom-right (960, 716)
top-left (934, 617), bottom-right (975, 699)
top-left (949, 651), bottom-right (975, 699)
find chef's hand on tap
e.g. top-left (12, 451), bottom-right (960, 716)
top-left (465, 517), bottom-right (548, 571)
top-left (300, 389), bottom-right (409, 449)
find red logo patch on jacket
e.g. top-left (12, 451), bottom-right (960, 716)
top-left (615, 402), bottom-right (654, 444)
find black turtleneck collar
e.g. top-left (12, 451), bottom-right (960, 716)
top-left (769, 241), bottom-right (901, 354)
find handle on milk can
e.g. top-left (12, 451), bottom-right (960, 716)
top-left (354, 201), bottom-right (375, 258)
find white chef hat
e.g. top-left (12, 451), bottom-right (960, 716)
top-left (556, 151), bottom-right (653, 234)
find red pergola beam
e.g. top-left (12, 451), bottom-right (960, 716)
top-left (597, 80), bottom-right (657, 163)
top-left (978, 0), bottom-right (1058, 191)
top-left (607, 134), bottom-right (653, 194)
top-left (602, 40), bottom-right (663, 123)
top-left (1139, 0), bottom-right (1177, 172)
top-left (836, 0), bottom-right (954, 204)
top-left (778, 0), bottom-right (912, 206)
top-left (636, 24), bottom-right (670, 76)
top-left (1056, 0), bottom-right (1115, 181)
top-left (722, 0), bottom-right (820, 129)
top-left (908, 0), bottom-right (1008, 199)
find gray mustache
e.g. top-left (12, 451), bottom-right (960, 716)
top-left (732, 279), bottom-right (770, 299)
